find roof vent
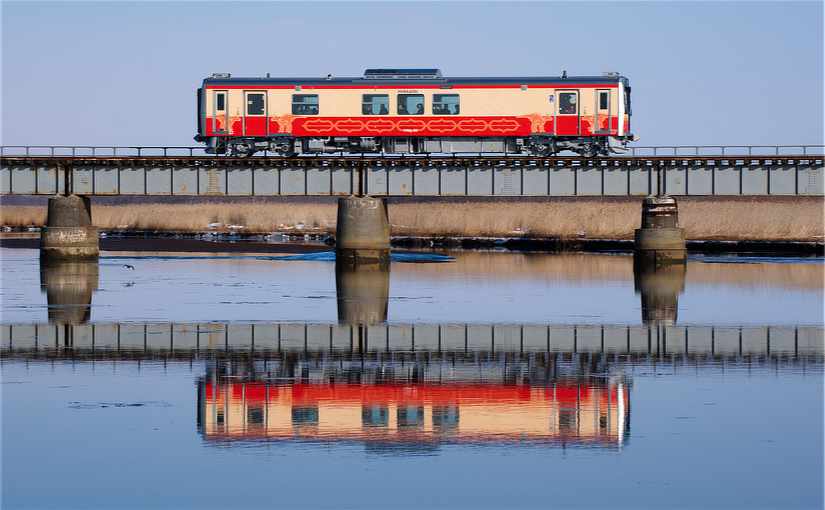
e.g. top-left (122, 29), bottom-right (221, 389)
top-left (364, 68), bottom-right (442, 80)
top-left (602, 71), bottom-right (620, 77)
top-left (211, 73), bottom-right (231, 78)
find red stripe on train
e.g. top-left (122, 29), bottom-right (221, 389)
top-left (204, 83), bottom-right (620, 90)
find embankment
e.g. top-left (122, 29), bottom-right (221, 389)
top-left (1, 195), bottom-right (822, 243)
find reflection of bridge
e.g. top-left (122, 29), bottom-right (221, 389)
top-left (3, 322), bottom-right (822, 365)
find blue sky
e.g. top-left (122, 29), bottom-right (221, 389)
top-left (2, 1), bottom-right (822, 147)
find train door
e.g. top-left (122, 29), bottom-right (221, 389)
top-left (556, 90), bottom-right (580, 136)
top-left (595, 89), bottom-right (611, 134)
top-left (243, 91), bottom-right (267, 137)
top-left (212, 91), bottom-right (228, 134)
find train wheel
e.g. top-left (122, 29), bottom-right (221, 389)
top-left (229, 143), bottom-right (255, 158)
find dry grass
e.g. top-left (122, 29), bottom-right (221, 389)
top-left (389, 197), bottom-right (825, 241)
top-left (679, 198), bottom-right (824, 241)
top-left (1, 196), bottom-right (822, 241)
top-left (0, 205), bottom-right (45, 227)
top-left (95, 202), bottom-right (337, 233)
top-left (389, 199), bottom-right (639, 239)
top-left (0, 201), bottom-right (337, 233)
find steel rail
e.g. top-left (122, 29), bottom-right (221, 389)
top-left (1, 155), bottom-right (822, 163)
top-left (1, 144), bottom-right (823, 159)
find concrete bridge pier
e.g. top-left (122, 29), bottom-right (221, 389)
top-left (40, 195), bottom-right (99, 260)
top-left (634, 195), bottom-right (686, 264)
top-left (335, 196), bottom-right (391, 266)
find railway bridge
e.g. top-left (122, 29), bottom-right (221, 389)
top-left (1, 144), bottom-right (823, 263)
top-left (2, 145), bottom-right (823, 197)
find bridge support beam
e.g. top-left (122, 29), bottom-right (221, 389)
top-left (335, 196), bottom-right (390, 266)
top-left (40, 195), bottom-right (99, 260)
top-left (634, 195), bottom-right (686, 263)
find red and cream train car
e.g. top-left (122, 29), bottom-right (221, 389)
top-left (197, 380), bottom-right (630, 448)
top-left (195, 68), bottom-right (635, 157)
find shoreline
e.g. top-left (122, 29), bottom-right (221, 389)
top-left (2, 195), bottom-right (822, 255)
top-left (1, 231), bottom-right (822, 256)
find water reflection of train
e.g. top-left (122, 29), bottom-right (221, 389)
top-left (197, 364), bottom-right (630, 449)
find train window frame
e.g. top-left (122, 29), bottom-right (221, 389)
top-left (362, 94), bottom-right (390, 115)
top-left (433, 94), bottom-right (460, 115)
top-left (292, 94), bottom-right (319, 115)
top-left (558, 91), bottom-right (578, 115)
top-left (245, 91), bottom-right (266, 116)
top-left (397, 94), bottom-right (425, 115)
top-left (599, 91), bottom-right (609, 110)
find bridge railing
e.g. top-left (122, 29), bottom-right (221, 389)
top-left (627, 145), bottom-right (825, 157)
top-left (0, 146), bottom-right (212, 158)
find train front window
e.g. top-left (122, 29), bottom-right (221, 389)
top-left (433, 94), bottom-right (459, 115)
top-left (215, 92), bottom-right (225, 112)
top-left (362, 94), bottom-right (389, 115)
top-left (397, 94), bottom-right (424, 115)
top-left (559, 92), bottom-right (578, 115)
top-left (292, 94), bottom-right (319, 115)
top-left (246, 93), bottom-right (265, 115)
top-left (624, 86), bottom-right (632, 115)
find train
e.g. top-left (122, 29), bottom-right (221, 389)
top-left (198, 378), bottom-right (629, 447)
top-left (194, 68), bottom-right (635, 157)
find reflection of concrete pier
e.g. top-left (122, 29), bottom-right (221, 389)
top-left (633, 257), bottom-right (686, 326)
top-left (39, 259), bottom-right (99, 324)
top-left (335, 260), bottom-right (390, 326)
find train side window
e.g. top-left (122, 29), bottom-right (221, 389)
top-left (215, 92), bottom-right (226, 112)
top-left (599, 91), bottom-right (609, 110)
top-left (559, 92), bottom-right (578, 114)
top-left (433, 94), bottom-right (460, 115)
top-left (246, 92), bottom-right (265, 115)
top-left (397, 94), bottom-right (424, 115)
top-left (292, 94), bottom-right (319, 115)
top-left (362, 94), bottom-right (389, 115)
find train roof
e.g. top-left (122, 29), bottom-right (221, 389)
top-left (202, 69), bottom-right (629, 87)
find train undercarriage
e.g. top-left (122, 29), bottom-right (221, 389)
top-left (200, 135), bottom-right (632, 157)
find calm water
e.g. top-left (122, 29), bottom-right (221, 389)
top-left (2, 247), bottom-right (823, 509)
